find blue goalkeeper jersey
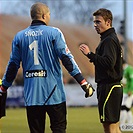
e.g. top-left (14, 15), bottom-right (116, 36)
top-left (2, 21), bottom-right (82, 106)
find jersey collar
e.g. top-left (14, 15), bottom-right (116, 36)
top-left (31, 20), bottom-right (46, 26)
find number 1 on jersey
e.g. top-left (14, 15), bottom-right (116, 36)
top-left (29, 40), bottom-right (39, 65)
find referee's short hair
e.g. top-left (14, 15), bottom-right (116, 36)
top-left (93, 8), bottom-right (113, 26)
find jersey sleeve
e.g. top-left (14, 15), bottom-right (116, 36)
top-left (53, 28), bottom-right (82, 77)
top-left (2, 35), bottom-right (21, 88)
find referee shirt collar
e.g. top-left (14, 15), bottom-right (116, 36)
top-left (100, 27), bottom-right (115, 40)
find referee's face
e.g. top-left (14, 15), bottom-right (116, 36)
top-left (93, 15), bottom-right (111, 34)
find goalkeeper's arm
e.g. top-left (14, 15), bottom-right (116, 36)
top-left (61, 54), bottom-right (95, 97)
top-left (74, 73), bottom-right (95, 97)
top-left (0, 61), bottom-right (19, 118)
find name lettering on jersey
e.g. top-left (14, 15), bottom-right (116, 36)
top-left (25, 29), bottom-right (43, 37)
top-left (25, 70), bottom-right (47, 78)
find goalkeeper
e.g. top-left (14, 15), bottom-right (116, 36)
top-left (0, 2), bottom-right (94, 133)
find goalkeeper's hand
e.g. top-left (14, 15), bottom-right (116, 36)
top-left (0, 79), bottom-right (7, 95)
top-left (81, 82), bottom-right (95, 98)
top-left (0, 79), bottom-right (7, 119)
top-left (0, 86), bottom-right (7, 95)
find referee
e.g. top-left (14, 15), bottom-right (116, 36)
top-left (79, 8), bottom-right (123, 133)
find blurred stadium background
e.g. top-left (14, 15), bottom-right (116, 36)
top-left (0, 0), bottom-right (133, 133)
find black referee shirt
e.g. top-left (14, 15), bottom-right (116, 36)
top-left (87, 28), bottom-right (123, 84)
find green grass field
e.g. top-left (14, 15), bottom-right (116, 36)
top-left (0, 107), bottom-right (132, 133)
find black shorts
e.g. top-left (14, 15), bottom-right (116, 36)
top-left (26, 102), bottom-right (67, 133)
top-left (97, 82), bottom-right (123, 123)
top-left (0, 93), bottom-right (7, 119)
